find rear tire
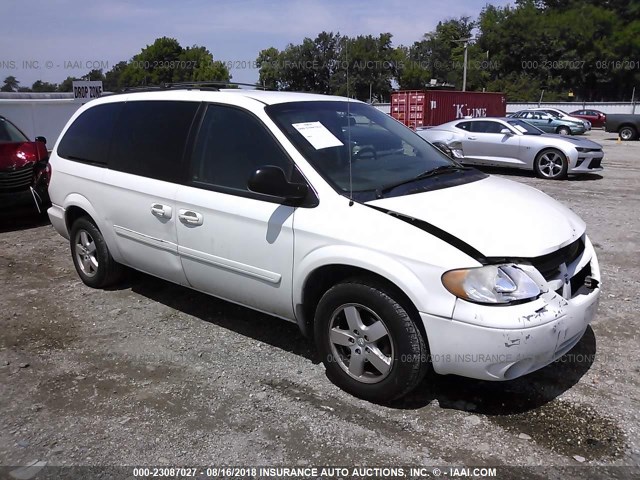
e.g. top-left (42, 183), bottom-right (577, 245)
top-left (534, 149), bottom-right (568, 180)
top-left (314, 278), bottom-right (429, 402)
top-left (619, 126), bottom-right (638, 141)
top-left (70, 217), bottom-right (123, 288)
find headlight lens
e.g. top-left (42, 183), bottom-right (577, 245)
top-left (442, 265), bottom-right (541, 304)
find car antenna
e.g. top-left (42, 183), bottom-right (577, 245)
top-left (346, 39), bottom-right (354, 207)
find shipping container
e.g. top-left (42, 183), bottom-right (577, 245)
top-left (390, 90), bottom-right (506, 128)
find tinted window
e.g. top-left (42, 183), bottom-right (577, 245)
top-left (456, 122), bottom-right (472, 131)
top-left (191, 105), bottom-right (293, 191)
top-left (57, 103), bottom-right (122, 165)
top-left (110, 101), bottom-right (199, 182)
top-left (471, 121), bottom-right (504, 134)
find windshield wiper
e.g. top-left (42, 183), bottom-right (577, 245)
top-left (375, 165), bottom-right (470, 198)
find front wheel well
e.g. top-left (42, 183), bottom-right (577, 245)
top-left (298, 265), bottom-right (424, 340)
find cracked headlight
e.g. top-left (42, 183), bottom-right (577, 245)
top-left (442, 265), bottom-right (541, 304)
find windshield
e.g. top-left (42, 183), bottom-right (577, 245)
top-left (266, 101), bottom-right (471, 198)
top-left (506, 119), bottom-right (544, 135)
top-left (0, 117), bottom-right (29, 143)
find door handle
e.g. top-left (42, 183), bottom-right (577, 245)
top-left (151, 203), bottom-right (172, 219)
top-left (178, 209), bottom-right (204, 226)
top-left (467, 136), bottom-right (477, 140)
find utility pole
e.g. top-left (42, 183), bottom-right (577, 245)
top-left (453, 38), bottom-right (472, 92)
top-left (462, 41), bottom-right (469, 91)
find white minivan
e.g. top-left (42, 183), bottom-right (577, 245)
top-left (47, 87), bottom-right (601, 402)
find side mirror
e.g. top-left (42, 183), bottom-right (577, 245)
top-left (248, 166), bottom-right (308, 203)
top-left (547, 118), bottom-right (553, 123)
top-left (500, 128), bottom-right (513, 135)
top-left (35, 136), bottom-right (47, 144)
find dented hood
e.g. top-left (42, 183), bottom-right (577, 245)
top-left (367, 175), bottom-right (586, 258)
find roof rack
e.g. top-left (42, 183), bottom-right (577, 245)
top-left (121, 81), bottom-right (267, 93)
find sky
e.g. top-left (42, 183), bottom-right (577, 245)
top-left (1, 0), bottom-right (514, 88)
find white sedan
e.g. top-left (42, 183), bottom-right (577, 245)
top-left (418, 117), bottom-right (604, 180)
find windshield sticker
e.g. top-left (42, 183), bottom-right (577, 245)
top-left (513, 125), bottom-right (527, 133)
top-left (292, 121), bottom-right (344, 150)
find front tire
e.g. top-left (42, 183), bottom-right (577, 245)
top-left (534, 149), bottom-right (568, 180)
top-left (70, 217), bottom-right (123, 288)
top-left (314, 278), bottom-right (429, 402)
top-left (557, 126), bottom-right (571, 135)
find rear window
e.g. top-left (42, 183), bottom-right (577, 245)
top-left (57, 103), bottom-right (122, 165)
top-left (109, 100), bottom-right (199, 183)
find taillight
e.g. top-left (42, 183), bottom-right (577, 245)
top-left (44, 162), bottom-right (51, 186)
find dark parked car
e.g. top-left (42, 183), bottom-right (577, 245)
top-left (0, 116), bottom-right (50, 213)
top-left (570, 109), bottom-right (607, 128)
top-left (605, 114), bottom-right (640, 141)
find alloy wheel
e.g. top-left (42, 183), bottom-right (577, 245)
top-left (328, 303), bottom-right (394, 384)
top-left (74, 229), bottom-right (99, 277)
top-left (537, 151), bottom-right (566, 179)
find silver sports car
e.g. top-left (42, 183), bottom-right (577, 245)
top-left (417, 117), bottom-right (604, 179)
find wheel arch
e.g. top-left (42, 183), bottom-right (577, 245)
top-left (63, 193), bottom-right (100, 232)
top-left (62, 194), bottom-right (124, 263)
top-left (534, 146), bottom-right (567, 160)
top-left (293, 248), bottom-right (442, 340)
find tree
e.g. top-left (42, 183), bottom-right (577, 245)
top-left (115, 37), bottom-right (230, 88)
top-left (475, 1), bottom-right (638, 100)
top-left (256, 47), bottom-right (282, 89)
top-left (258, 32), bottom-right (398, 101)
top-left (1, 76), bottom-right (20, 92)
top-left (57, 76), bottom-right (78, 92)
top-left (177, 45), bottom-right (230, 83)
top-left (104, 61), bottom-right (128, 92)
top-left (335, 33), bottom-right (398, 101)
top-left (83, 69), bottom-right (106, 82)
top-left (31, 80), bottom-right (58, 92)
top-left (397, 17), bottom-right (478, 90)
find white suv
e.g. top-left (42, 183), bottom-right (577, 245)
top-left (47, 87), bottom-right (601, 402)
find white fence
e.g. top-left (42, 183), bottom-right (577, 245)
top-left (374, 101), bottom-right (637, 116)
top-left (506, 102), bottom-right (637, 115)
top-left (0, 93), bottom-right (80, 146)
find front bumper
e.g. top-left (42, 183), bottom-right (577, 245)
top-left (569, 154), bottom-right (604, 174)
top-left (421, 237), bottom-right (601, 381)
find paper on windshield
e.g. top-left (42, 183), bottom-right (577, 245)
top-left (513, 124), bottom-right (527, 133)
top-left (292, 122), bottom-right (344, 150)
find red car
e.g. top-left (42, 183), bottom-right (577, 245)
top-left (570, 109), bottom-right (607, 128)
top-left (0, 116), bottom-right (51, 213)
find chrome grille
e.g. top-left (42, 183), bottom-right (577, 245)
top-left (0, 165), bottom-right (33, 192)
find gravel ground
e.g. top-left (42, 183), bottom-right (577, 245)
top-left (0, 130), bottom-right (638, 479)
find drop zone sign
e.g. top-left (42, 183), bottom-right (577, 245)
top-left (72, 81), bottom-right (103, 103)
